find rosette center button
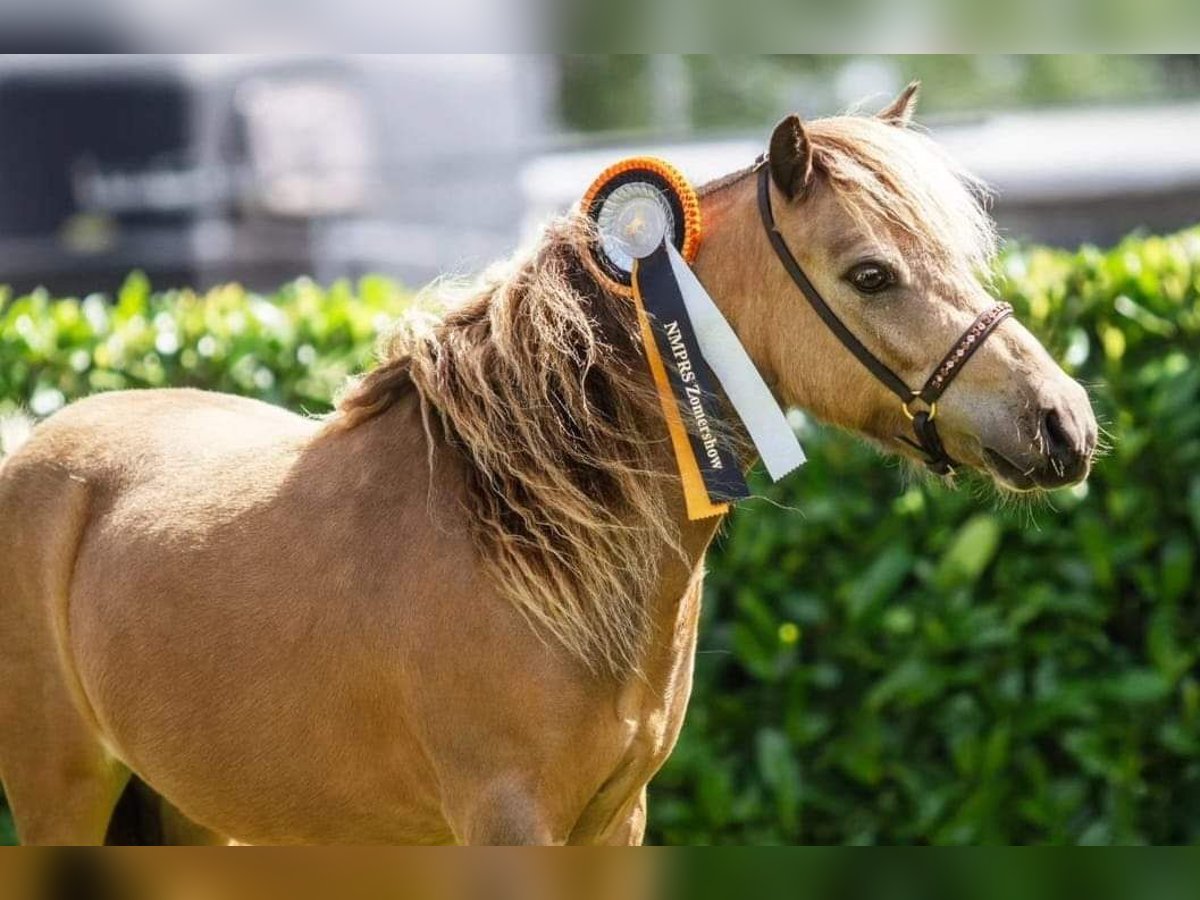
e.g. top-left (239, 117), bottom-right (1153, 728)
top-left (611, 196), bottom-right (669, 260)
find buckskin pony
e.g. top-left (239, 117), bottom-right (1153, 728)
top-left (0, 85), bottom-right (1097, 844)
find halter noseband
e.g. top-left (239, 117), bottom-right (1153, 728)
top-left (755, 159), bottom-right (1011, 476)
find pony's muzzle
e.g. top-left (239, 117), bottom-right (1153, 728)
top-left (986, 383), bottom-right (1097, 490)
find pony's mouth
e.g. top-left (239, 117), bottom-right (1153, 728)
top-left (984, 448), bottom-right (1070, 494)
top-left (983, 447), bottom-right (1043, 492)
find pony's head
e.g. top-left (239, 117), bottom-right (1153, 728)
top-left (697, 83), bottom-right (1097, 491)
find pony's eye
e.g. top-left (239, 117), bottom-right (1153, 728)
top-left (846, 262), bottom-right (896, 295)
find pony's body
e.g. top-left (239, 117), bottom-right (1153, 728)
top-left (0, 385), bottom-right (711, 843)
top-left (0, 89), bottom-right (1098, 844)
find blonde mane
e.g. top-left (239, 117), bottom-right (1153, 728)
top-left (332, 112), bottom-right (996, 678)
top-left (336, 216), bottom-right (681, 677)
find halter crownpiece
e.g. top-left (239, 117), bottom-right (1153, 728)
top-left (754, 155), bottom-right (1012, 476)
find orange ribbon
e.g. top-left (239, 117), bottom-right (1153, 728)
top-left (631, 259), bottom-right (729, 521)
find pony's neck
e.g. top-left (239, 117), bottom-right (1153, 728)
top-left (690, 173), bottom-right (792, 406)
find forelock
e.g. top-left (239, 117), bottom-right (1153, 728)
top-left (806, 115), bottom-right (997, 271)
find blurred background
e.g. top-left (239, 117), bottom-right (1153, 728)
top-left (2, 54), bottom-right (1200, 295)
top-left (2, 55), bottom-right (1200, 846)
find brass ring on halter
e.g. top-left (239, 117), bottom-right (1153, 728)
top-left (901, 394), bottom-right (937, 422)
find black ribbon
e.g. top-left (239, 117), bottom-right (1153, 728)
top-left (636, 241), bottom-right (750, 504)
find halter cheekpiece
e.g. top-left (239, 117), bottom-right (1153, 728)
top-left (754, 155), bottom-right (1012, 476)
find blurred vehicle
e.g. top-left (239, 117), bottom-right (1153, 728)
top-left (0, 55), bottom-right (552, 295)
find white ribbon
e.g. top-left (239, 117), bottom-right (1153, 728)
top-left (665, 241), bottom-right (806, 481)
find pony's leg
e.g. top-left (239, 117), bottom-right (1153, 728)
top-left (0, 470), bottom-right (127, 845)
top-left (1, 635), bottom-right (128, 844)
top-left (1, 714), bottom-right (130, 845)
top-left (0, 448), bottom-right (126, 844)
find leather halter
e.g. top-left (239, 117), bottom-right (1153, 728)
top-left (755, 160), bottom-right (1012, 475)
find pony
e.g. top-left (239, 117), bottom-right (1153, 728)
top-left (0, 84), bottom-right (1097, 844)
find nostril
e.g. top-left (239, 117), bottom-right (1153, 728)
top-left (1041, 408), bottom-right (1079, 463)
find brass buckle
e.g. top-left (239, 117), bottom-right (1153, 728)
top-left (901, 393), bottom-right (937, 422)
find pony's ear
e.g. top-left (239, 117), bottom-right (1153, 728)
top-left (768, 114), bottom-right (814, 202)
top-left (878, 80), bottom-right (920, 127)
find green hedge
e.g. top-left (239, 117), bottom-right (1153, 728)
top-left (659, 233), bottom-right (1200, 845)
top-left (2, 229), bottom-right (1199, 845)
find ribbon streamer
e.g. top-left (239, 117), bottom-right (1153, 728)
top-left (635, 243), bottom-right (749, 507)
top-left (633, 243), bottom-right (751, 520)
top-left (664, 241), bottom-right (806, 481)
top-left (631, 272), bottom-right (729, 521)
